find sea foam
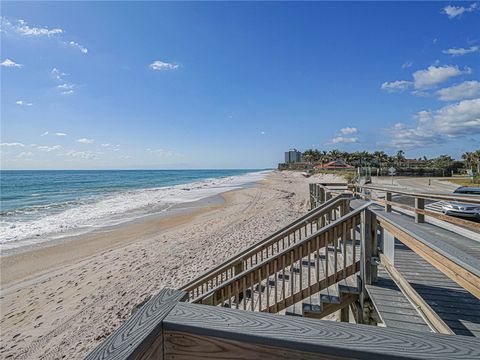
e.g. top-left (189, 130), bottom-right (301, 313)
top-left (0, 170), bottom-right (270, 251)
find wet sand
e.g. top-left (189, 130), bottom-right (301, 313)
top-left (0, 170), bottom-right (343, 359)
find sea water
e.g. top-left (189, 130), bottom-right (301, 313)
top-left (0, 169), bottom-right (270, 251)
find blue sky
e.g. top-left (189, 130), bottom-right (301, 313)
top-left (1, 1), bottom-right (479, 169)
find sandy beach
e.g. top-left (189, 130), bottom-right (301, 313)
top-left (0, 171), bottom-right (343, 359)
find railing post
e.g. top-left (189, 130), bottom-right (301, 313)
top-left (415, 197), bottom-right (425, 223)
top-left (325, 191), bottom-right (331, 201)
top-left (309, 184), bottom-right (314, 210)
top-left (360, 208), bottom-right (377, 325)
top-left (234, 261), bottom-right (245, 276)
top-left (385, 191), bottom-right (392, 213)
top-left (340, 306), bottom-right (349, 322)
top-left (360, 209), bottom-right (372, 287)
top-left (371, 212), bottom-right (378, 283)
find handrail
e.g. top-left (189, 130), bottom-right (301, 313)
top-left (353, 184), bottom-right (480, 230)
top-left (181, 193), bottom-right (351, 300)
top-left (373, 209), bottom-right (480, 298)
top-left (354, 184), bottom-right (480, 204)
top-left (192, 202), bottom-right (371, 309)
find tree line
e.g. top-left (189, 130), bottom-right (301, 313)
top-left (301, 149), bottom-right (480, 173)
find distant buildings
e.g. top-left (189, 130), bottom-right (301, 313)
top-left (285, 148), bottom-right (302, 164)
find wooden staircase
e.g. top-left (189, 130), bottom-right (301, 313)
top-left (183, 200), bottom-right (370, 322)
top-left (181, 193), bottom-right (352, 302)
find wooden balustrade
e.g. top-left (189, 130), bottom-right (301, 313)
top-left (353, 184), bottom-right (480, 230)
top-left (181, 194), bottom-right (352, 301)
top-left (309, 183), bottom-right (348, 210)
top-left (191, 204), bottom-right (371, 312)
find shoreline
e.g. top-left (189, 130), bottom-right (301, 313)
top-left (0, 193), bottom-right (227, 289)
top-left (0, 171), bottom-right (343, 360)
top-left (1, 169), bottom-right (271, 252)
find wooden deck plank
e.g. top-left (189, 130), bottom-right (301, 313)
top-left (366, 265), bottom-right (432, 333)
top-left (164, 302), bottom-right (480, 360)
top-left (393, 241), bottom-right (480, 337)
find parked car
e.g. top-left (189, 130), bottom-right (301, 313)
top-left (442, 202), bottom-right (480, 219)
top-left (454, 186), bottom-right (480, 195)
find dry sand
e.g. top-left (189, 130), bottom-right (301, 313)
top-left (0, 171), bottom-right (344, 359)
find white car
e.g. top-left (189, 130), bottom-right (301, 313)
top-left (442, 202), bottom-right (480, 219)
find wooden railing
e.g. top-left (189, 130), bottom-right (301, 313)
top-left (190, 203), bottom-right (370, 312)
top-left (86, 288), bottom-right (480, 360)
top-left (181, 194), bottom-right (352, 301)
top-left (309, 182), bottom-right (348, 209)
top-left (352, 184), bottom-right (480, 230)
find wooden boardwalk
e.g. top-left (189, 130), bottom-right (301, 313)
top-left (394, 241), bottom-right (480, 337)
top-left (366, 264), bottom-right (433, 333)
top-left (87, 183), bottom-right (480, 359)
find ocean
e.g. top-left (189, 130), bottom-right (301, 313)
top-left (0, 169), bottom-right (270, 251)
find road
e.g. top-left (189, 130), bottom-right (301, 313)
top-left (371, 176), bottom-right (459, 194)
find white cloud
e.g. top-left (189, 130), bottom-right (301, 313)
top-left (16, 151), bottom-right (33, 158)
top-left (68, 41), bottom-right (88, 54)
top-left (419, 98), bottom-right (480, 136)
top-left (386, 124), bottom-right (443, 149)
top-left (340, 127), bottom-right (358, 135)
top-left (1, 58), bottom-right (22, 68)
top-left (51, 67), bottom-right (68, 81)
top-left (331, 136), bottom-right (359, 144)
top-left (381, 80), bottom-right (411, 93)
top-left (442, 46), bottom-right (479, 56)
top-left (2, 18), bottom-right (87, 57)
top-left (119, 155), bottom-right (133, 160)
top-left (16, 100), bottom-right (33, 106)
top-left (442, 3), bottom-right (479, 18)
top-left (101, 143), bottom-right (120, 151)
top-left (402, 61), bottom-right (413, 69)
top-left (37, 145), bottom-right (62, 152)
top-left (76, 138), bottom-right (94, 144)
top-left (385, 98), bottom-right (480, 149)
top-left (146, 148), bottom-right (181, 157)
top-left (57, 83), bottom-right (75, 95)
top-left (13, 18), bottom-right (63, 36)
top-left (413, 65), bottom-right (471, 89)
top-left (0, 142), bottom-right (25, 147)
top-left (64, 150), bottom-right (98, 159)
top-left (437, 81), bottom-right (480, 101)
top-left (149, 60), bottom-right (179, 71)
top-left (42, 131), bottom-right (67, 137)
top-left (260, 131), bottom-right (266, 135)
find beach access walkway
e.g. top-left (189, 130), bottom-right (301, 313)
top-left (85, 182), bottom-right (480, 359)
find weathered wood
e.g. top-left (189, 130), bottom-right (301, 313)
top-left (164, 331), bottom-right (347, 360)
top-left (415, 197), bottom-right (425, 223)
top-left (379, 253), bottom-right (454, 335)
top-left (163, 302), bottom-right (480, 359)
top-left (385, 192), bottom-right (392, 213)
top-left (354, 184), bottom-right (480, 231)
top-left (360, 210), bottom-right (372, 287)
top-left (182, 194), bottom-right (351, 300)
top-left (377, 216), bottom-right (480, 298)
top-left (85, 288), bottom-right (186, 360)
top-left (340, 305), bottom-right (350, 323)
top-left (305, 293), bottom-right (358, 320)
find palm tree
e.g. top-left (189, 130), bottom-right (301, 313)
top-left (396, 150), bottom-right (406, 167)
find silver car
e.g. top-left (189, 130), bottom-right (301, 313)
top-left (442, 202), bottom-right (480, 219)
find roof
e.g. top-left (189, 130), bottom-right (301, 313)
top-left (314, 160), bottom-right (354, 169)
